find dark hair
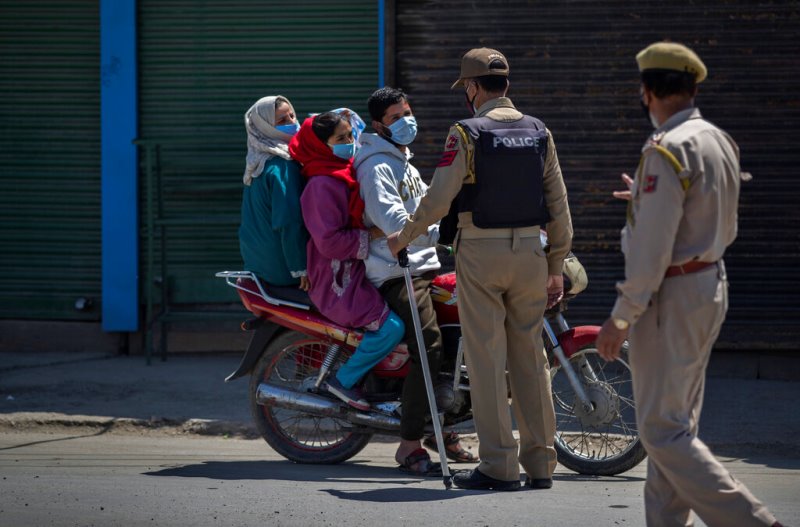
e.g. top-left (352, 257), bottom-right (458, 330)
top-left (475, 74), bottom-right (509, 94)
top-left (368, 86), bottom-right (409, 122)
top-left (312, 111), bottom-right (346, 143)
top-left (641, 70), bottom-right (697, 98)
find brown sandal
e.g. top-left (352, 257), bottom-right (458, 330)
top-left (397, 448), bottom-right (443, 477)
top-left (423, 432), bottom-right (479, 463)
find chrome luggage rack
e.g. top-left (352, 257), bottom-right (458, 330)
top-left (215, 271), bottom-right (310, 311)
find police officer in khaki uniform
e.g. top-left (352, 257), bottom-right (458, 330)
top-left (597, 42), bottom-right (781, 526)
top-left (388, 48), bottom-right (573, 491)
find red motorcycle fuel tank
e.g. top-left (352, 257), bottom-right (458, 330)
top-left (430, 272), bottom-right (459, 325)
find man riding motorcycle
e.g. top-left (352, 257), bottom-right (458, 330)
top-left (355, 86), bottom-right (477, 475)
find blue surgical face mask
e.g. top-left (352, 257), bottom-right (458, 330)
top-left (276, 122), bottom-right (300, 136)
top-left (330, 141), bottom-right (356, 160)
top-left (386, 116), bottom-right (418, 145)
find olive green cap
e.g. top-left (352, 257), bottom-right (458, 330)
top-left (636, 42), bottom-right (707, 83)
top-left (451, 47), bottom-right (509, 89)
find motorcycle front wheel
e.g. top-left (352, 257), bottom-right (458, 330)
top-left (550, 343), bottom-right (647, 476)
top-left (249, 330), bottom-right (373, 464)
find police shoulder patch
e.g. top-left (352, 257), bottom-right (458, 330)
top-left (437, 150), bottom-right (457, 167)
top-left (643, 174), bottom-right (658, 193)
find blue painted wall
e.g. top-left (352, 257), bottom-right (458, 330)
top-left (378, 0), bottom-right (385, 87)
top-left (100, 0), bottom-right (138, 331)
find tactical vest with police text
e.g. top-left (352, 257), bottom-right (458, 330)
top-left (455, 115), bottom-right (549, 229)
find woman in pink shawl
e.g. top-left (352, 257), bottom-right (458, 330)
top-left (289, 110), bottom-right (404, 412)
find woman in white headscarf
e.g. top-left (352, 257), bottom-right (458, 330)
top-left (239, 95), bottom-right (309, 290)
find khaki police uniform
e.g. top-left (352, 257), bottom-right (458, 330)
top-left (612, 43), bottom-right (777, 526)
top-left (399, 96), bottom-right (573, 482)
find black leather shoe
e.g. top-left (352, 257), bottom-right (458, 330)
top-left (524, 476), bottom-right (553, 489)
top-left (453, 468), bottom-right (520, 491)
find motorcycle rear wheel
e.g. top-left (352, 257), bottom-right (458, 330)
top-left (550, 343), bottom-right (647, 476)
top-left (249, 330), bottom-right (373, 464)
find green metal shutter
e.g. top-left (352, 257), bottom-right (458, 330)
top-left (0, 0), bottom-right (101, 320)
top-left (137, 0), bottom-right (379, 304)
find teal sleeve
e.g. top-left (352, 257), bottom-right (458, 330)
top-left (270, 159), bottom-right (308, 276)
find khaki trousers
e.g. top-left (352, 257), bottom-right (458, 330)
top-left (455, 235), bottom-right (556, 481)
top-left (629, 265), bottom-right (775, 527)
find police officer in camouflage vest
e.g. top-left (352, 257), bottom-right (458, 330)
top-left (388, 47), bottom-right (573, 491)
top-left (597, 42), bottom-right (781, 526)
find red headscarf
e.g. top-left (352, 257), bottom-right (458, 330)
top-left (289, 116), bottom-right (365, 229)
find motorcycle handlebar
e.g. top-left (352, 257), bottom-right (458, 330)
top-left (397, 248), bottom-right (409, 268)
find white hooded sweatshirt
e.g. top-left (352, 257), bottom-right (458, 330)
top-left (354, 133), bottom-right (440, 287)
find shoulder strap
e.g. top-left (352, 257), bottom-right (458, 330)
top-left (649, 144), bottom-right (690, 191)
top-left (627, 143), bottom-right (690, 226)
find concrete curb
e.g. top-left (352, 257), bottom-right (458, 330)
top-left (2, 412), bottom-right (798, 459)
top-left (0, 412), bottom-right (258, 438)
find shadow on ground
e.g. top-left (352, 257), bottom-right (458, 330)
top-left (143, 459), bottom-right (644, 503)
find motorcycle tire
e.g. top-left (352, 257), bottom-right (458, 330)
top-left (249, 330), bottom-right (373, 464)
top-left (550, 342), bottom-right (647, 476)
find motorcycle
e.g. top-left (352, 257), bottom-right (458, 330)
top-left (217, 236), bottom-right (646, 476)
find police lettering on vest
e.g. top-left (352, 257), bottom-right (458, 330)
top-left (492, 135), bottom-right (543, 149)
top-left (457, 115), bottom-right (550, 229)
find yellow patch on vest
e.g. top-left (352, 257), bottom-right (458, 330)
top-left (453, 123), bottom-right (476, 184)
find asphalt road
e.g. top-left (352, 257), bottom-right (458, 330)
top-left (1, 430), bottom-right (798, 527)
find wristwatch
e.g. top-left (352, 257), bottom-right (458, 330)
top-left (612, 317), bottom-right (630, 330)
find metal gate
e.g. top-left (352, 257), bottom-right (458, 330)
top-left (0, 0), bottom-right (101, 320)
top-left (393, 0), bottom-right (800, 348)
top-left (137, 0), bottom-right (380, 304)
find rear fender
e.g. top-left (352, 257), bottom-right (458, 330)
top-left (557, 325), bottom-right (601, 362)
top-left (224, 322), bottom-right (281, 382)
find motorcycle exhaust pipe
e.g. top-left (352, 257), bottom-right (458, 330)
top-left (255, 382), bottom-right (402, 431)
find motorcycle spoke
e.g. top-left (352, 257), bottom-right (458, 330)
top-left (310, 418), bottom-right (325, 446)
top-left (318, 419), bottom-right (339, 446)
top-left (308, 418), bottom-right (326, 447)
top-left (617, 394), bottom-right (636, 409)
top-left (279, 413), bottom-right (305, 440)
top-left (601, 377), bottom-right (629, 390)
top-left (559, 430), bottom-right (586, 451)
top-left (614, 415), bottom-right (638, 439)
top-left (579, 429), bottom-right (594, 458)
top-left (599, 428), bottom-right (622, 456)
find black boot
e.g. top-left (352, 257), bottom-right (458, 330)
top-left (453, 468), bottom-right (520, 491)
top-left (524, 476), bottom-right (553, 489)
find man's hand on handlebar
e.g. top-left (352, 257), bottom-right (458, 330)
top-left (546, 274), bottom-right (564, 309)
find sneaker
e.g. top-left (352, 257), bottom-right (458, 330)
top-left (324, 376), bottom-right (370, 411)
top-left (452, 468), bottom-right (520, 491)
top-left (524, 476), bottom-right (553, 489)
